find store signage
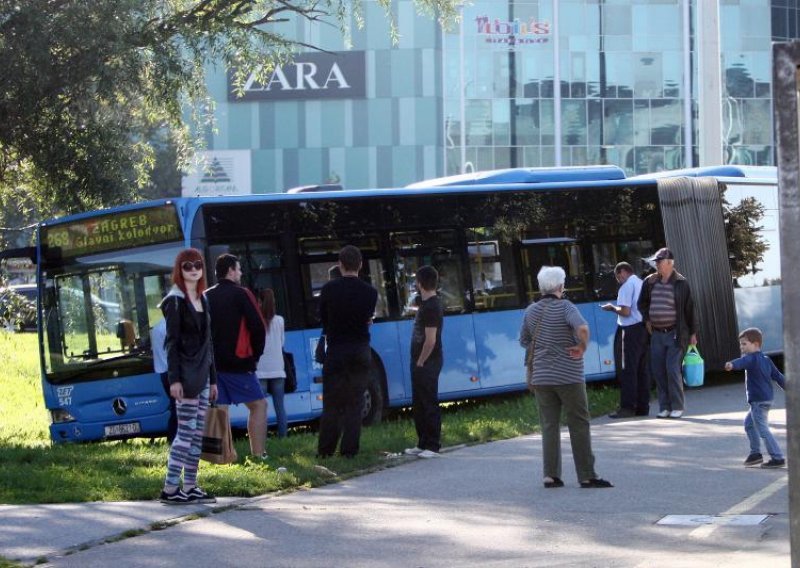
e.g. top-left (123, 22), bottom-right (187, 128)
top-left (230, 51), bottom-right (366, 101)
top-left (475, 15), bottom-right (550, 46)
top-left (182, 150), bottom-right (252, 197)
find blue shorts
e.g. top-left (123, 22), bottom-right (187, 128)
top-left (216, 371), bottom-right (265, 405)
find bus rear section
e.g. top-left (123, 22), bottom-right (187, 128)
top-left (38, 202), bottom-right (187, 443)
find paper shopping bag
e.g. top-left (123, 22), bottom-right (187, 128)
top-left (201, 405), bottom-right (238, 464)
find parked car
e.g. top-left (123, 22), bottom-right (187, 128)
top-left (0, 283), bottom-right (37, 332)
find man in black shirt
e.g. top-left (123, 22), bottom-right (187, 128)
top-left (404, 265), bottom-right (444, 459)
top-left (317, 245), bottom-right (378, 458)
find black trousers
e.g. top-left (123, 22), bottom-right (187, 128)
top-left (412, 358), bottom-right (443, 452)
top-left (614, 322), bottom-right (650, 413)
top-left (317, 344), bottom-right (372, 458)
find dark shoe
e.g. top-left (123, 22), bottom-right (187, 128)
top-left (580, 478), bottom-right (614, 488)
top-left (609, 408), bottom-right (635, 419)
top-left (543, 477), bottom-right (564, 488)
top-left (185, 486), bottom-right (217, 504)
top-left (761, 458), bottom-right (786, 469)
top-left (743, 453), bottom-right (763, 467)
top-left (159, 488), bottom-right (190, 505)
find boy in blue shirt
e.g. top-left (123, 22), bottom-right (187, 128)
top-left (724, 327), bottom-right (786, 469)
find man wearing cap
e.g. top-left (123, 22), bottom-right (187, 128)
top-left (637, 248), bottom-right (697, 419)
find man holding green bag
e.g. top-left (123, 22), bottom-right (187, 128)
top-left (637, 248), bottom-right (698, 419)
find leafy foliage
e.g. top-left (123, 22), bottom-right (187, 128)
top-left (0, 0), bottom-right (463, 224)
top-left (722, 194), bottom-right (769, 280)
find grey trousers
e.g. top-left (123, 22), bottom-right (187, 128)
top-left (533, 383), bottom-right (597, 482)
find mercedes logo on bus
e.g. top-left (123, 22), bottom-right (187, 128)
top-left (112, 398), bottom-right (127, 416)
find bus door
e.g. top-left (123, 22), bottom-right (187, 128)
top-left (392, 230), bottom-right (480, 396)
top-left (518, 238), bottom-right (604, 376)
top-left (466, 228), bottom-right (527, 389)
top-left (297, 234), bottom-right (396, 411)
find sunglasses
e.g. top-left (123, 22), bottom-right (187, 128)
top-left (181, 260), bottom-right (204, 271)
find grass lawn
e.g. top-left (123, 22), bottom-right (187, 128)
top-left (0, 331), bottom-right (619, 505)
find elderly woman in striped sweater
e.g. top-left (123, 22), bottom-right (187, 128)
top-left (520, 266), bottom-right (613, 490)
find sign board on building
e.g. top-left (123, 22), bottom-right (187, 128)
top-left (230, 51), bottom-right (367, 101)
top-left (182, 150), bottom-right (252, 197)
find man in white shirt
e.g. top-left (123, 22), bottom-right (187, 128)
top-left (151, 319), bottom-right (177, 442)
top-left (601, 262), bottom-right (650, 418)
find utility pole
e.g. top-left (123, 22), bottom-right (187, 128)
top-left (772, 40), bottom-right (800, 566)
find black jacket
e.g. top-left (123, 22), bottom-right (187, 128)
top-left (160, 287), bottom-right (217, 398)
top-left (637, 270), bottom-right (698, 351)
top-left (204, 279), bottom-right (266, 373)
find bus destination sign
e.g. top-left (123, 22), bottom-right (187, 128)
top-left (44, 205), bottom-right (182, 258)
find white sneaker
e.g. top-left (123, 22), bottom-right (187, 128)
top-left (669, 410), bottom-right (684, 419)
top-left (656, 410), bottom-right (670, 418)
top-left (418, 449), bottom-right (440, 459)
top-left (404, 447), bottom-right (423, 456)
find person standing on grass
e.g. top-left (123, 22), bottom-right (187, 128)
top-left (316, 245), bottom-right (378, 459)
top-left (205, 253), bottom-right (268, 459)
top-left (151, 318), bottom-right (177, 443)
top-left (159, 249), bottom-right (218, 505)
top-left (724, 327), bottom-right (786, 469)
top-left (256, 288), bottom-right (288, 438)
top-left (405, 266), bottom-right (445, 459)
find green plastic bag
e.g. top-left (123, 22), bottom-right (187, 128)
top-left (682, 345), bottom-right (704, 387)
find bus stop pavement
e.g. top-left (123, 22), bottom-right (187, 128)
top-left (0, 380), bottom-right (790, 567)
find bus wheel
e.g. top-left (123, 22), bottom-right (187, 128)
top-left (361, 365), bottom-right (385, 426)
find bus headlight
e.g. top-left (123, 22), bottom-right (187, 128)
top-left (50, 409), bottom-right (76, 423)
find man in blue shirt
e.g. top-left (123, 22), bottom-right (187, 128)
top-left (602, 262), bottom-right (650, 418)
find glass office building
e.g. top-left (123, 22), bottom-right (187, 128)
top-left (196, 0), bottom-right (796, 194)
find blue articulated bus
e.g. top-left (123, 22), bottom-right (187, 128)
top-left (35, 165), bottom-right (780, 442)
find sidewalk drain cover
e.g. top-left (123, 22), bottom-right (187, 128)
top-left (657, 515), bottom-right (769, 527)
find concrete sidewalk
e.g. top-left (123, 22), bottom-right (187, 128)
top-left (0, 381), bottom-right (790, 567)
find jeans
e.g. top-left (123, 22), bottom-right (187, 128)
top-left (533, 383), bottom-right (597, 482)
top-left (745, 401), bottom-right (784, 459)
top-left (264, 378), bottom-right (288, 438)
top-left (411, 358), bottom-right (443, 452)
top-left (649, 330), bottom-right (684, 412)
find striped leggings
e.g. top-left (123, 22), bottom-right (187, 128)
top-left (164, 386), bottom-right (209, 491)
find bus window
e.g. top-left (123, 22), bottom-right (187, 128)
top-left (298, 235), bottom-right (387, 326)
top-left (591, 240), bottom-right (654, 300)
top-left (520, 239), bottom-right (589, 303)
top-left (466, 227), bottom-right (520, 310)
top-left (226, 240), bottom-right (290, 324)
top-left (392, 230), bottom-right (466, 316)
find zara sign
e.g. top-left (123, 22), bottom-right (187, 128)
top-left (230, 51), bottom-right (366, 101)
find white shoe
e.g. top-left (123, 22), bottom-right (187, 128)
top-left (404, 447), bottom-right (423, 456)
top-left (656, 410), bottom-right (670, 418)
top-left (418, 449), bottom-right (440, 459)
top-left (669, 410), bottom-right (684, 419)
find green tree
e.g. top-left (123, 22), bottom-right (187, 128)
top-left (723, 195), bottom-right (769, 281)
top-left (0, 0), bottom-right (463, 224)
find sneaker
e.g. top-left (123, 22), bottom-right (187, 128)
top-left (185, 486), bottom-right (217, 504)
top-left (404, 447), bottom-right (424, 456)
top-left (418, 449), bottom-right (440, 459)
top-left (159, 488), bottom-right (190, 505)
top-left (656, 410), bottom-right (670, 419)
top-left (761, 458), bottom-right (786, 469)
top-left (669, 410), bottom-right (684, 419)
top-left (609, 408), bottom-right (635, 419)
top-left (743, 453), bottom-right (763, 467)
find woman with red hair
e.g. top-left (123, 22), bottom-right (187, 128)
top-left (159, 248), bottom-right (219, 504)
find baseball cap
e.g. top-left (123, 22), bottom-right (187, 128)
top-left (646, 247), bottom-right (674, 262)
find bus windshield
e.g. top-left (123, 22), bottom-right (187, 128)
top-left (39, 204), bottom-right (184, 384)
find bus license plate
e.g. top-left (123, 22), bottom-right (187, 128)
top-left (104, 422), bottom-right (141, 437)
